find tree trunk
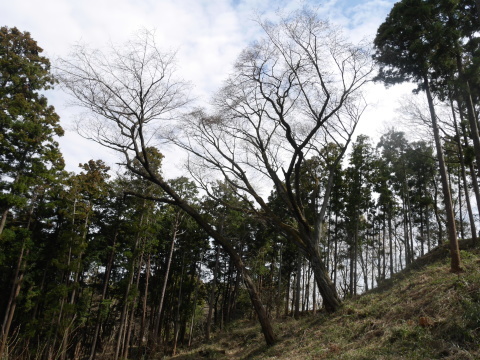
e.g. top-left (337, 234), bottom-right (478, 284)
top-left (383, 217), bottom-right (388, 277)
top-left (354, 219), bottom-right (359, 297)
top-left (89, 230), bottom-right (117, 360)
top-left (312, 281), bottom-right (317, 315)
top-left (426, 206), bottom-right (431, 253)
top-left (284, 275), bottom-right (290, 317)
top-left (0, 208), bottom-right (8, 236)
top-left (402, 198), bottom-right (411, 265)
top-left (388, 214), bottom-right (394, 277)
top-left (424, 75), bottom-right (462, 273)
top-left (138, 253), bottom-right (151, 355)
top-left (333, 214), bottom-right (339, 287)
top-left (205, 246), bottom-right (219, 341)
top-left (241, 271), bottom-right (276, 345)
top-left (114, 251), bottom-right (138, 360)
top-left (0, 193), bottom-right (37, 359)
top-left (294, 250), bottom-right (301, 319)
top-left (455, 54), bottom-right (480, 176)
top-left (451, 100), bottom-right (477, 244)
top-left (308, 245), bottom-right (341, 312)
top-left (172, 254), bottom-right (185, 355)
top-left (122, 252), bottom-right (143, 360)
top-left (151, 220), bottom-right (178, 347)
top-left (433, 178), bottom-right (444, 245)
top-left (188, 263), bottom-right (201, 347)
top-left (0, 244), bottom-right (29, 359)
top-left (458, 106), bottom-right (480, 228)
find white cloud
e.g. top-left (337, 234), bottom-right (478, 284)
top-left (2, 0), bottom-right (402, 173)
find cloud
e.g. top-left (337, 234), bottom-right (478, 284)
top-left (2, 0), bottom-right (400, 173)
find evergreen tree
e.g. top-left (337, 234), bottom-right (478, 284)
top-left (374, 0), bottom-right (462, 272)
top-left (0, 27), bottom-right (64, 357)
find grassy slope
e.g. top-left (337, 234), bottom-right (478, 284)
top-left (171, 242), bottom-right (480, 360)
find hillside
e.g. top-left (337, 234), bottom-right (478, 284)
top-left (170, 241), bottom-right (480, 359)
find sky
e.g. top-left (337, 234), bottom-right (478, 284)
top-left (2, 0), bottom-right (414, 174)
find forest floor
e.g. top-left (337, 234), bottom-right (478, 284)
top-left (168, 240), bottom-right (480, 359)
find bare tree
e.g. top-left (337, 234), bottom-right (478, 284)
top-left (56, 30), bottom-right (276, 346)
top-left (171, 9), bottom-right (373, 312)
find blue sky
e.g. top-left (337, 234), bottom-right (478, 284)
top-left (2, 0), bottom-right (411, 174)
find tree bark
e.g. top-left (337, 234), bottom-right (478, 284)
top-left (0, 208), bottom-right (8, 236)
top-left (294, 250), bottom-right (301, 320)
top-left (151, 218), bottom-right (178, 347)
top-left (307, 245), bottom-right (341, 312)
top-left (0, 193), bottom-right (37, 359)
top-left (188, 263), bottom-right (200, 347)
top-left (458, 106), bottom-right (480, 226)
top-left (451, 102), bottom-right (477, 244)
top-left (89, 230), bottom-right (117, 360)
top-left (172, 254), bottom-right (185, 355)
top-left (138, 253), bottom-right (151, 354)
top-left (455, 54), bottom-right (480, 176)
top-left (205, 246), bottom-right (219, 341)
top-left (424, 75), bottom-right (462, 272)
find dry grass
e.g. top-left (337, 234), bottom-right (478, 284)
top-left (169, 242), bottom-right (480, 360)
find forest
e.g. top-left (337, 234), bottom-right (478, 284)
top-left (1, 0), bottom-right (479, 359)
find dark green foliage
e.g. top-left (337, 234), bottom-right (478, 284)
top-left (0, 26), bottom-right (64, 222)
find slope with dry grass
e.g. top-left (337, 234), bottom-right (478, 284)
top-left (170, 242), bottom-right (480, 360)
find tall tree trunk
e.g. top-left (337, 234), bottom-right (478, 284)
top-left (402, 198), bottom-right (411, 265)
top-left (138, 253), bottom-right (151, 355)
top-left (89, 228), bottom-right (117, 360)
top-left (333, 214), bottom-right (339, 287)
top-left (457, 173), bottom-right (465, 239)
top-left (406, 194), bottom-right (415, 262)
top-left (284, 275), bottom-right (290, 317)
top-left (458, 106), bottom-right (480, 225)
top-left (241, 271), bottom-right (276, 345)
top-left (424, 75), bottom-right (462, 272)
top-left (0, 193), bottom-right (37, 359)
top-left (0, 208), bottom-right (8, 236)
top-left (61, 205), bottom-right (90, 360)
top-left (0, 243), bottom-right (29, 358)
top-left (205, 246), bottom-right (219, 340)
top-left (151, 217), bottom-right (179, 348)
top-left (307, 244), bottom-right (341, 312)
top-left (451, 100), bottom-right (478, 244)
top-left (114, 243), bottom-right (140, 360)
top-left (395, 225), bottom-right (401, 271)
top-left (188, 262), bottom-right (201, 347)
top-left (277, 246), bottom-right (283, 318)
top-left (358, 246), bottom-right (369, 292)
top-left (420, 210), bottom-right (425, 256)
top-left (122, 252), bottom-right (144, 360)
top-left (426, 206), bottom-right (431, 253)
top-left (172, 254), bottom-right (185, 356)
top-left (381, 217), bottom-right (386, 279)
top-left (354, 218), bottom-right (359, 297)
top-left (455, 54), bottom-right (480, 176)
top-left (433, 178), bottom-right (444, 245)
top-left (294, 250), bottom-right (301, 319)
top-left (388, 214), bottom-right (394, 277)
top-left (349, 239), bottom-right (354, 297)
